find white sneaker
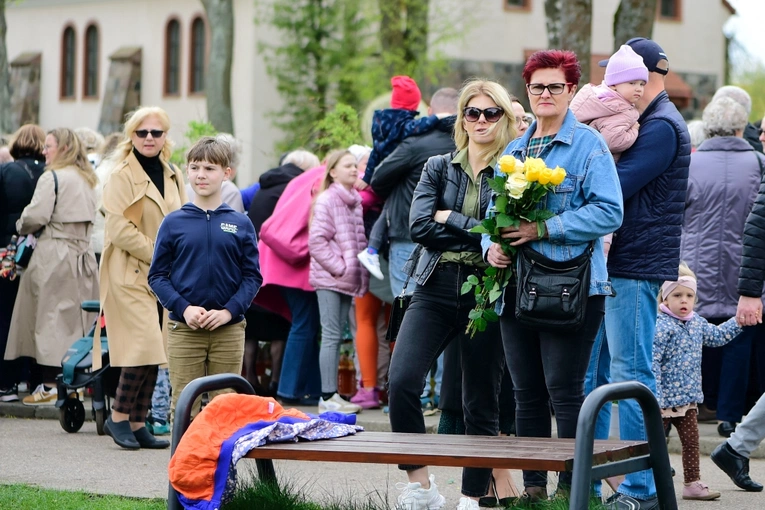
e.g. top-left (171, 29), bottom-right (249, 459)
top-left (357, 250), bottom-right (384, 280)
top-left (396, 474), bottom-right (446, 510)
top-left (456, 497), bottom-right (480, 510)
top-left (318, 393), bottom-right (362, 414)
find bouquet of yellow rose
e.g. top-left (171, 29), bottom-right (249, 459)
top-left (461, 155), bottom-right (566, 337)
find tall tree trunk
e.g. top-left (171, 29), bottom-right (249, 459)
top-left (559, 0), bottom-right (592, 85)
top-left (0, 0), bottom-right (12, 133)
top-left (403, 0), bottom-right (429, 79)
top-left (613, 0), bottom-right (657, 51)
top-left (378, 0), bottom-right (403, 76)
top-left (544, 0), bottom-right (561, 49)
top-left (201, 0), bottom-right (234, 134)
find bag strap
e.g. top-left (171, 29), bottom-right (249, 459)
top-left (51, 170), bottom-right (58, 208)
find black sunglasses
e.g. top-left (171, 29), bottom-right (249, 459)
top-left (135, 129), bottom-right (165, 138)
top-left (463, 106), bottom-right (504, 123)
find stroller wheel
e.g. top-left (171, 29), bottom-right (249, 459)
top-left (95, 407), bottom-right (109, 436)
top-left (59, 397), bottom-right (85, 433)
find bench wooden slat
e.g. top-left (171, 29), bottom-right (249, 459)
top-left (244, 432), bottom-right (650, 472)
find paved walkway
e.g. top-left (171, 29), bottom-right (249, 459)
top-left (2, 401), bottom-right (765, 508)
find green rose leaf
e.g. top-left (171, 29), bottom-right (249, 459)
top-left (483, 309), bottom-right (499, 322)
top-left (467, 274), bottom-right (479, 285)
top-left (468, 308), bottom-right (483, 320)
top-left (468, 224), bottom-right (491, 234)
top-left (496, 214), bottom-right (513, 228)
top-left (475, 317), bottom-right (488, 332)
top-left (485, 266), bottom-right (498, 277)
top-left (460, 281), bottom-right (473, 295)
top-left (489, 289), bottom-right (503, 302)
top-left (495, 195), bottom-right (508, 213)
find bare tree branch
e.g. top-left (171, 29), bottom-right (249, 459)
top-left (0, 0), bottom-right (12, 133)
top-left (613, 0), bottom-right (657, 51)
top-left (559, 0), bottom-right (592, 84)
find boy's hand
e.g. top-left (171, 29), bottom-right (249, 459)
top-left (200, 309), bottom-right (233, 331)
top-left (354, 178), bottom-right (368, 191)
top-left (183, 306), bottom-right (207, 330)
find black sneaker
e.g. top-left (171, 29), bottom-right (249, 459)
top-left (604, 493), bottom-right (659, 510)
top-left (0, 385), bottom-right (19, 402)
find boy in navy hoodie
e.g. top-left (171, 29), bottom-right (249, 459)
top-left (149, 136), bottom-right (261, 418)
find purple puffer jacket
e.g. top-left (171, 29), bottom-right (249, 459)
top-left (309, 183), bottom-right (369, 297)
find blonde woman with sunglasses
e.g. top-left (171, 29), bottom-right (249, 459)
top-left (99, 106), bottom-right (186, 450)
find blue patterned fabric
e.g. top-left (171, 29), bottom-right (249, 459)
top-left (363, 109), bottom-right (440, 183)
top-left (652, 312), bottom-right (742, 409)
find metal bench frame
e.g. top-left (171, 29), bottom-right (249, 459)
top-left (168, 375), bottom-right (677, 510)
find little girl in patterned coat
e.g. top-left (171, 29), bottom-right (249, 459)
top-left (653, 263), bottom-right (743, 501)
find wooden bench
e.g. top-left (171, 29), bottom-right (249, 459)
top-left (168, 375), bottom-right (678, 510)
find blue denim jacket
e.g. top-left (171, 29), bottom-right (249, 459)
top-left (481, 110), bottom-right (624, 315)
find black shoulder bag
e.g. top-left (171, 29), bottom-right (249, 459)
top-left (515, 242), bottom-right (594, 332)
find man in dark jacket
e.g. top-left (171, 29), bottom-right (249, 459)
top-left (597, 38), bottom-right (691, 510)
top-left (711, 171), bottom-right (765, 492)
top-left (370, 87), bottom-right (458, 298)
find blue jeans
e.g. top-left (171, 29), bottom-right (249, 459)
top-left (277, 287), bottom-right (321, 401)
top-left (389, 239), bottom-right (416, 297)
top-left (605, 277), bottom-right (661, 500)
top-left (584, 321), bottom-right (613, 496)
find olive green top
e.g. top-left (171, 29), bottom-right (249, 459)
top-left (439, 149), bottom-right (496, 267)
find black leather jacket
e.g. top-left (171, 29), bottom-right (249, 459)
top-left (371, 116), bottom-right (456, 242)
top-left (404, 152), bottom-right (494, 286)
top-left (738, 170), bottom-right (765, 298)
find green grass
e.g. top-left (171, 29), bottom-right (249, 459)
top-left (0, 484), bottom-right (166, 510)
top-left (223, 477), bottom-right (607, 509)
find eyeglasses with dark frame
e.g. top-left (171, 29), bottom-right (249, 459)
top-left (526, 83), bottom-right (573, 96)
top-left (463, 106), bottom-right (505, 123)
top-left (134, 129), bottom-right (165, 139)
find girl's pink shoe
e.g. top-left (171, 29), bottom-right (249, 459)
top-left (682, 481), bottom-right (720, 500)
top-left (350, 387), bottom-right (380, 409)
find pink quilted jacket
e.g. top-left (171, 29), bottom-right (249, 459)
top-left (570, 83), bottom-right (639, 158)
top-left (308, 183), bottom-right (369, 297)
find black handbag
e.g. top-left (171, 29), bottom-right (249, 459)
top-left (385, 293), bottom-right (412, 342)
top-left (515, 242), bottom-right (594, 332)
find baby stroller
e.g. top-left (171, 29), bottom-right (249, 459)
top-left (56, 300), bottom-right (120, 435)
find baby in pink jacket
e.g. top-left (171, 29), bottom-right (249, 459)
top-left (570, 44), bottom-right (648, 162)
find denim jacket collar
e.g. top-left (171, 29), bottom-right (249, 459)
top-left (513, 110), bottom-right (578, 160)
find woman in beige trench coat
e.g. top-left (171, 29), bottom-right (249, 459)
top-left (5, 128), bottom-right (99, 405)
top-left (100, 106), bottom-right (186, 450)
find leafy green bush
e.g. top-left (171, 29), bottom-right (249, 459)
top-left (170, 120), bottom-right (219, 167)
top-left (313, 103), bottom-right (364, 159)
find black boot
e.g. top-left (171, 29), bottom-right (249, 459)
top-left (133, 426), bottom-right (170, 449)
top-left (718, 421), bottom-right (737, 438)
top-left (711, 442), bottom-right (763, 492)
top-left (104, 416), bottom-right (140, 450)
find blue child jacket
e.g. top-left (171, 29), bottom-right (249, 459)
top-left (149, 203), bottom-right (262, 323)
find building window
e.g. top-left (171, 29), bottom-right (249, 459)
top-left (165, 19), bottom-right (181, 95)
top-left (83, 24), bottom-right (99, 98)
top-left (658, 0), bottom-right (681, 20)
top-left (504, 0), bottom-right (530, 10)
top-left (61, 25), bottom-right (76, 99)
top-left (189, 16), bottom-right (206, 94)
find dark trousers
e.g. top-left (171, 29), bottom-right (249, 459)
top-left (112, 365), bottom-right (159, 423)
top-left (701, 321), bottom-right (759, 423)
top-left (0, 277), bottom-right (20, 389)
top-left (388, 263), bottom-right (504, 498)
top-left (501, 294), bottom-right (604, 488)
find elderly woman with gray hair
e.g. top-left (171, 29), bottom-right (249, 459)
top-left (680, 96), bottom-right (765, 436)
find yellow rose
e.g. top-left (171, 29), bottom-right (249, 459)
top-left (506, 172), bottom-right (530, 199)
top-left (498, 155), bottom-right (517, 174)
top-left (549, 166), bottom-right (566, 186)
top-left (537, 167), bottom-right (553, 185)
top-left (523, 157), bottom-right (546, 182)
